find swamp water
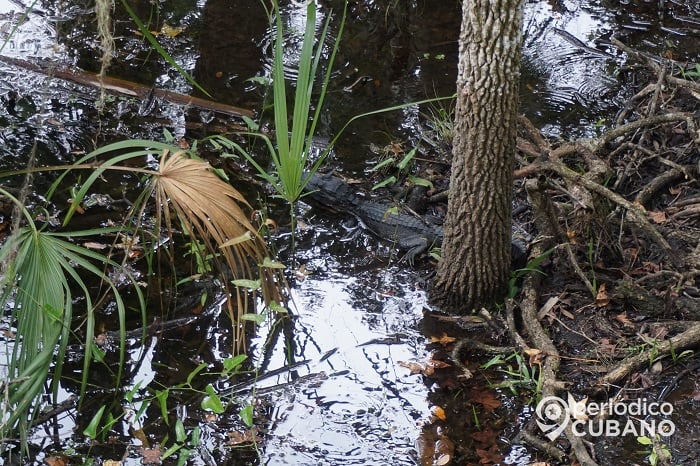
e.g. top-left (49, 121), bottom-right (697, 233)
top-left (1, 0), bottom-right (698, 464)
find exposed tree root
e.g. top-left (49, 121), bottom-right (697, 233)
top-left (509, 180), bottom-right (599, 466)
top-left (540, 158), bottom-right (673, 252)
top-left (426, 36), bottom-right (700, 466)
top-left (517, 424), bottom-right (567, 461)
top-left (592, 322), bottom-right (700, 394)
top-left (500, 40), bottom-right (700, 464)
top-left (496, 43), bottom-right (700, 461)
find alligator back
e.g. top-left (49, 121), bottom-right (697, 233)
top-left (302, 172), bottom-right (527, 266)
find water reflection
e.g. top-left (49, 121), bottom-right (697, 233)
top-left (521, 0), bottom-right (622, 138)
top-left (1, 0), bottom-right (699, 464)
top-left (0, 0), bottom-right (63, 59)
top-left (254, 273), bottom-right (429, 465)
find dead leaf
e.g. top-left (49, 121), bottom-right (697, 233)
top-left (390, 142), bottom-right (404, 155)
top-left (131, 428), bottom-right (149, 447)
top-left (295, 263), bottom-right (310, 281)
top-left (649, 326), bottom-right (669, 340)
top-left (264, 217), bottom-right (278, 231)
top-left (398, 360), bottom-right (425, 374)
top-left (44, 456), bottom-right (68, 466)
top-left (426, 358), bottom-right (452, 370)
top-left (566, 228), bottom-right (577, 244)
top-left (524, 348), bottom-right (545, 365)
top-left (68, 200), bottom-right (85, 214)
top-left (632, 200), bottom-right (647, 211)
top-left (471, 428), bottom-right (498, 445)
top-left (94, 332), bottom-right (109, 347)
top-left (434, 454), bottom-right (451, 465)
top-left (430, 333), bottom-right (457, 346)
top-left (160, 23), bottom-right (184, 37)
top-left (648, 210), bottom-right (667, 224)
top-left (140, 445), bottom-right (162, 464)
top-left (641, 261), bottom-right (660, 273)
top-left (595, 283), bottom-right (610, 307)
top-left (470, 390), bottom-right (501, 412)
top-left (226, 429), bottom-right (260, 445)
top-left (688, 389), bottom-right (700, 401)
top-left (434, 436), bottom-right (455, 464)
top-left (614, 312), bottom-right (633, 326)
top-left (598, 338), bottom-right (617, 355)
top-left (415, 428), bottom-right (437, 465)
top-left (431, 405), bottom-right (447, 421)
top-left (475, 444), bottom-right (502, 464)
top-left (103, 461), bottom-right (122, 466)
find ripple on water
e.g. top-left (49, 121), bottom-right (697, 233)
top-left (521, 1), bottom-right (623, 135)
top-left (254, 270), bottom-right (430, 465)
top-left (258, 2), bottom-right (339, 83)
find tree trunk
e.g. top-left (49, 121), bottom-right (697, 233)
top-left (433, 0), bottom-right (525, 312)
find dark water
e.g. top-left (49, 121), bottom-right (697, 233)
top-left (1, 0), bottom-right (699, 464)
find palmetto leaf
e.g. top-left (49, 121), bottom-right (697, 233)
top-left (151, 150), bottom-right (285, 338)
top-left (0, 197), bottom-right (142, 444)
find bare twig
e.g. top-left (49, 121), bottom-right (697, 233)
top-left (541, 159), bottom-right (673, 252)
top-left (564, 243), bottom-right (597, 296)
top-left (599, 113), bottom-right (696, 149)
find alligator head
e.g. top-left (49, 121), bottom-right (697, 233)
top-left (302, 172), bottom-right (360, 209)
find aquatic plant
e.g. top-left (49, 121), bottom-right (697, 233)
top-left (54, 140), bottom-right (287, 338)
top-left (0, 140), bottom-right (285, 456)
top-left (254, 0), bottom-right (344, 204)
top-left (206, 0), bottom-right (346, 257)
top-left (0, 189), bottom-right (144, 456)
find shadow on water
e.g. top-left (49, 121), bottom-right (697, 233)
top-left (1, 0), bottom-right (699, 464)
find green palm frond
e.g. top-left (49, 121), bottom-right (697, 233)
top-left (0, 191), bottom-right (143, 447)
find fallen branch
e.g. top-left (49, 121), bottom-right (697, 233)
top-left (592, 322), bottom-right (700, 394)
top-left (0, 54), bottom-right (253, 118)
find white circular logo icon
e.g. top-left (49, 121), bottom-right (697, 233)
top-left (536, 396), bottom-right (569, 440)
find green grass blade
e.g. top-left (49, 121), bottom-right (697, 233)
top-left (271, 3), bottom-right (290, 164)
top-left (120, 0), bottom-right (212, 98)
top-left (288, 1), bottom-right (317, 171)
top-left (306, 2), bottom-right (346, 157)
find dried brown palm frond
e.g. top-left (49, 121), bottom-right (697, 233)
top-left (150, 149), bottom-right (286, 346)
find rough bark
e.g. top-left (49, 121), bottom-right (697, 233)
top-left (433, 0), bottom-right (525, 312)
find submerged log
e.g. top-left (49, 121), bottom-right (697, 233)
top-left (0, 54), bottom-right (254, 118)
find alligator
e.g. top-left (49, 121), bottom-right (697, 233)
top-left (302, 172), bottom-right (528, 266)
top-left (302, 171), bottom-right (443, 264)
